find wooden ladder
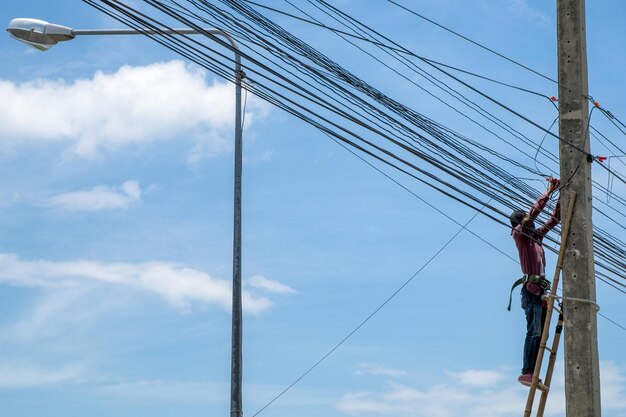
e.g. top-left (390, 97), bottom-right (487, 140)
top-left (523, 193), bottom-right (576, 417)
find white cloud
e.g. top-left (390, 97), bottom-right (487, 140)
top-left (0, 60), bottom-right (269, 158)
top-left (0, 253), bottom-right (293, 314)
top-left (2, 282), bottom-right (138, 346)
top-left (337, 381), bottom-right (523, 417)
top-left (355, 364), bottom-right (408, 378)
top-left (243, 150), bottom-right (274, 166)
top-left (448, 369), bottom-right (505, 388)
top-left (337, 362), bottom-right (626, 417)
top-left (602, 361), bottom-right (626, 411)
top-left (97, 379), bottom-right (228, 403)
top-left (0, 360), bottom-right (83, 388)
top-left (246, 275), bottom-right (297, 294)
top-left (338, 382), bottom-right (478, 416)
top-left (0, 191), bottom-right (21, 207)
top-left (46, 180), bottom-right (142, 211)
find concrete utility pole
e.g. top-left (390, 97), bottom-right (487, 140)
top-left (557, 1), bottom-right (602, 416)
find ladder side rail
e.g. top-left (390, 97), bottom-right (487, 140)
top-left (523, 193), bottom-right (577, 417)
top-left (536, 311), bottom-right (565, 417)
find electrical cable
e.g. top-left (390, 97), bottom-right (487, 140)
top-left (78, 3), bottom-right (626, 412)
top-left (250, 201), bottom-right (489, 417)
top-left (80, 0), bottom-right (620, 286)
top-left (384, 0), bottom-right (559, 85)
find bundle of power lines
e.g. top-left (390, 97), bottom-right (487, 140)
top-left (83, 0), bottom-right (626, 295)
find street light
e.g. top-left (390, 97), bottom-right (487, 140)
top-left (7, 17), bottom-right (245, 417)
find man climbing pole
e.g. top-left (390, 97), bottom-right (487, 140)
top-left (509, 177), bottom-right (561, 386)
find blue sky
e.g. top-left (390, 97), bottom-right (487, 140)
top-left (1, 1), bottom-right (625, 417)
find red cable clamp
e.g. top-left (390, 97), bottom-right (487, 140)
top-left (596, 156), bottom-right (607, 163)
top-left (594, 101), bottom-right (601, 108)
top-left (550, 96), bottom-right (558, 102)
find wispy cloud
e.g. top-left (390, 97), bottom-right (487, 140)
top-left (0, 360), bottom-right (83, 388)
top-left (447, 369), bottom-right (505, 388)
top-left (337, 362), bottom-right (626, 417)
top-left (246, 275), bottom-right (297, 294)
top-left (0, 60), bottom-right (269, 158)
top-left (0, 253), bottom-right (295, 314)
top-left (0, 191), bottom-right (21, 208)
top-left (355, 364), bottom-right (408, 378)
top-left (45, 180), bottom-right (141, 211)
top-left (97, 379), bottom-right (228, 403)
top-left (602, 361), bottom-right (626, 410)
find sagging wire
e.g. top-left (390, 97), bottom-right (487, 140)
top-left (250, 200), bottom-right (491, 417)
top-left (80, 0), bottom-right (620, 286)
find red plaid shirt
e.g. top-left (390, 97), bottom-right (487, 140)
top-left (512, 192), bottom-right (560, 276)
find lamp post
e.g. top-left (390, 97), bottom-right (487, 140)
top-left (7, 18), bottom-right (245, 417)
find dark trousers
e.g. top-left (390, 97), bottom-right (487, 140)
top-left (521, 288), bottom-right (547, 374)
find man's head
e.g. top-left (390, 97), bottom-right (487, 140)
top-left (510, 210), bottom-right (527, 229)
top-left (509, 210), bottom-right (535, 229)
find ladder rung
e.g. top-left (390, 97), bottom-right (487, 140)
top-left (537, 382), bottom-right (550, 392)
top-left (544, 347), bottom-right (554, 353)
top-left (554, 307), bottom-right (562, 314)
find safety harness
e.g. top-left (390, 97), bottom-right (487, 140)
top-left (507, 274), bottom-right (552, 311)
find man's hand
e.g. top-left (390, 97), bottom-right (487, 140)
top-left (546, 177), bottom-right (561, 195)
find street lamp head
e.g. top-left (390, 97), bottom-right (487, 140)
top-left (7, 18), bottom-right (75, 51)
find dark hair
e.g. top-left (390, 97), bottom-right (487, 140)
top-left (510, 210), bottom-right (536, 237)
top-left (510, 210), bottom-right (526, 229)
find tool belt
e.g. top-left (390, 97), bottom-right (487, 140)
top-left (506, 274), bottom-right (551, 311)
top-left (524, 274), bottom-right (551, 289)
